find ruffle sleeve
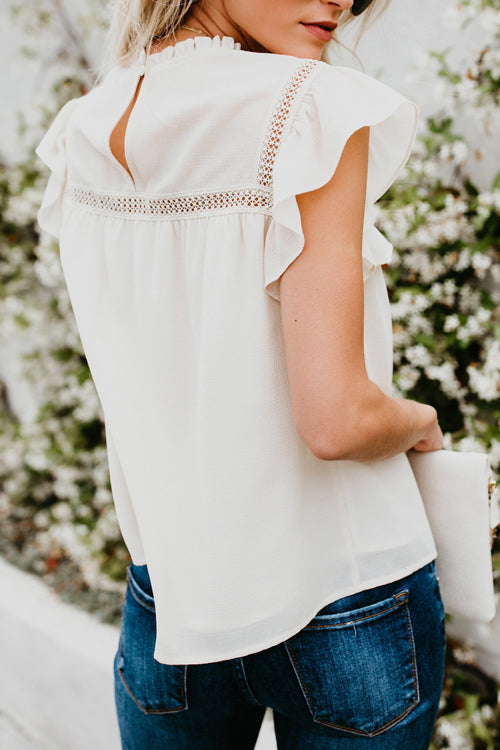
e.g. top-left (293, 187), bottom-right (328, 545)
top-left (264, 63), bottom-right (419, 302)
top-left (35, 98), bottom-right (82, 240)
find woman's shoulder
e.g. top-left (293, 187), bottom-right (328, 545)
top-left (229, 48), bottom-right (325, 91)
top-left (221, 53), bottom-right (415, 130)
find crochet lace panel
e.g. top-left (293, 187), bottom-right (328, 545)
top-left (257, 59), bottom-right (319, 190)
top-left (67, 59), bottom-right (320, 219)
top-left (66, 184), bottom-right (273, 219)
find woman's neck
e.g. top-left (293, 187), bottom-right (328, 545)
top-left (149, 8), bottom-right (267, 55)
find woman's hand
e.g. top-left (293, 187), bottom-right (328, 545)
top-left (409, 408), bottom-right (444, 453)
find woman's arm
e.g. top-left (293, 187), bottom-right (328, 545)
top-left (279, 126), bottom-right (442, 461)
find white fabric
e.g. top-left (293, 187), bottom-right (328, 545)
top-left (35, 35), bottom-right (437, 665)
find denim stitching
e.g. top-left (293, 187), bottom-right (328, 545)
top-left (117, 656), bottom-right (188, 714)
top-left (401, 595), bottom-right (420, 706)
top-left (126, 568), bottom-right (156, 613)
top-left (284, 593), bottom-right (419, 737)
top-left (232, 658), bottom-right (263, 706)
top-left (303, 599), bottom-right (404, 630)
top-left (119, 569), bottom-right (188, 714)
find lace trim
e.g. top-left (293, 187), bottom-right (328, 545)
top-left (257, 59), bottom-right (320, 189)
top-left (67, 59), bottom-right (320, 219)
top-left (66, 183), bottom-right (273, 219)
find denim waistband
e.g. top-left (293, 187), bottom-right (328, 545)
top-left (126, 559), bottom-right (437, 616)
top-left (127, 562), bottom-right (155, 610)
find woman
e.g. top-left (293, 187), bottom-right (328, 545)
top-left (35, 0), bottom-right (446, 747)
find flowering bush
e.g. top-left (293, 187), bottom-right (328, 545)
top-left (376, 0), bottom-right (500, 473)
top-left (376, 1), bottom-right (500, 743)
top-left (378, 126), bottom-right (500, 463)
top-left (429, 634), bottom-right (500, 749)
top-left (0, 0), bottom-right (128, 610)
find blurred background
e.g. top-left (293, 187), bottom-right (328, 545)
top-left (1, 1), bottom-right (500, 748)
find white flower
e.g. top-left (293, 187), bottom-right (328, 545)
top-left (51, 502), bottom-right (73, 522)
top-left (471, 252), bottom-right (492, 277)
top-left (73, 380), bottom-right (102, 422)
top-left (451, 140), bottom-right (469, 164)
top-left (434, 717), bottom-right (473, 750)
top-left (479, 7), bottom-right (500, 36)
top-left (477, 306), bottom-right (491, 323)
top-left (94, 487), bottom-right (113, 508)
top-left (439, 143), bottom-right (453, 161)
top-left (406, 344), bottom-right (432, 368)
top-left (4, 194), bottom-right (34, 226)
top-left (53, 465), bottom-right (81, 502)
top-left (458, 435), bottom-right (491, 453)
top-left (440, 144), bottom-right (469, 166)
top-left (453, 643), bottom-right (477, 665)
top-left (25, 450), bottom-right (49, 472)
top-left (455, 77), bottom-right (477, 104)
top-left (443, 432), bottom-right (455, 450)
top-left (430, 362), bottom-right (467, 399)
top-left (488, 440), bottom-right (500, 471)
top-left (444, 314), bottom-right (460, 332)
top-left (458, 286), bottom-right (481, 313)
top-left (0, 443), bottom-right (24, 472)
top-left (95, 506), bottom-right (120, 540)
top-left (478, 190), bottom-right (500, 210)
top-left (407, 314), bottom-right (433, 336)
top-left (480, 703), bottom-right (494, 722)
top-left (396, 365), bottom-right (420, 392)
top-left (467, 341), bottom-right (500, 400)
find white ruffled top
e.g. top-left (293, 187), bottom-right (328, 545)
top-left (35, 35), bottom-right (437, 665)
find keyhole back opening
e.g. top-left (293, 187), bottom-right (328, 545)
top-left (109, 75), bottom-right (145, 187)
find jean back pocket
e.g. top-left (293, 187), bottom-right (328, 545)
top-left (117, 566), bottom-right (188, 715)
top-left (284, 588), bottom-right (419, 736)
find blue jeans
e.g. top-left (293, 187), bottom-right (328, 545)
top-left (113, 559), bottom-right (445, 749)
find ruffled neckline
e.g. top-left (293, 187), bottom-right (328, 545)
top-left (133, 35), bottom-right (242, 74)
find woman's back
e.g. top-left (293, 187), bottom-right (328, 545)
top-left (35, 35), bottom-right (437, 666)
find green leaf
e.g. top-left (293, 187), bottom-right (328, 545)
top-left (463, 692), bottom-right (480, 718)
top-left (464, 179), bottom-right (479, 196)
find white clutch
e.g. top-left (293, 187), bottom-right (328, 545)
top-left (407, 449), bottom-right (499, 623)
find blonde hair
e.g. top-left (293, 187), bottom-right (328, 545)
top-left (98, 0), bottom-right (392, 81)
